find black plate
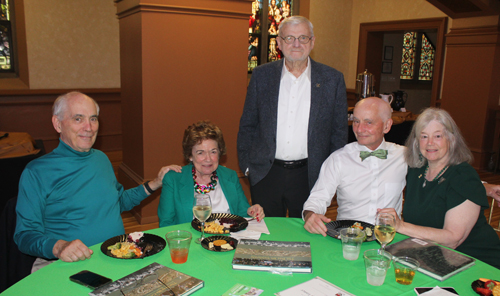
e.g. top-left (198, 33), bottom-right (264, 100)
top-left (325, 220), bottom-right (375, 242)
top-left (101, 233), bottom-right (166, 259)
top-left (201, 236), bottom-right (238, 252)
top-left (191, 213), bottom-right (248, 234)
top-left (472, 280), bottom-right (483, 295)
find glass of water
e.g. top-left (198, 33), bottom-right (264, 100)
top-left (363, 249), bottom-right (393, 286)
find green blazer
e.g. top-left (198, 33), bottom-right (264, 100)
top-left (158, 164), bottom-right (250, 227)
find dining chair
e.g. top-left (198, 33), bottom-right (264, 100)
top-left (488, 198), bottom-right (500, 232)
top-left (0, 197), bottom-right (36, 293)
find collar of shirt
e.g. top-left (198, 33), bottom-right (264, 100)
top-left (280, 57), bottom-right (311, 82)
top-left (356, 138), bottom-right (387, 153)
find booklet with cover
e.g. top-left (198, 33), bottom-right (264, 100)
top-left (89, 262), bottom-right (203, 296)
top-left (385, 238), bottom-right (475, 281)
top-left (232, 239), bottom-right (312, 273)
top-left (275, 277), bottom-right (354, 296)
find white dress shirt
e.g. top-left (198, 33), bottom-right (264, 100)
top-left (275, 58), bottom-right (311, 160)
top-left (302, 140), bottom-right (407, 224)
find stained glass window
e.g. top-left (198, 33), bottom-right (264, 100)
top-left (419, 33), bottom-right (434, 81)
top-left (400, 32), bottom-right (417, 80)
top-left (248, 0), bottom-right (293, 72)
top-left (268, 37), bottom-right (281, 62)
top-left (0, 0), bottom-right (12, 71)
top-left (267, 0), bottom-right (291, 63)
top-left (248, 0), bottom-right (262, 72)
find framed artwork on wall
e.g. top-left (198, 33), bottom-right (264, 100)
top-left (384, 46), bottom-right (393, 60)
top-left (382, 62), bottom-right (392, 74)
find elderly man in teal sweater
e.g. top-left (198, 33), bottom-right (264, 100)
top-left (14, 91), bottom-right (174, 268)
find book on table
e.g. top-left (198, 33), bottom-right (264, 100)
top-left (89, 262), bottom-right (203, 296)
top-left (385, 237), bottom-right (475, 281)
top-left (231, 239), bottom-right (312, 273)
top-left (275, 277), bottom-right (354, 296)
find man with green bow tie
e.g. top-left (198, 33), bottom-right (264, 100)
top-left (302, 97), bottom-right (407, 236)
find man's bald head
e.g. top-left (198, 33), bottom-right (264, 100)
top-left (352, 97), bottom-right (393, 150)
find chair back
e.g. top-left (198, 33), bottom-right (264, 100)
top-left (0, 197), bottom-right (36, 292)
top-left (488, 198), bottom-right (500, 232)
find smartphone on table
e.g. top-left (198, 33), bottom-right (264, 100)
top-left (70, 270), bottom-right (112, 290)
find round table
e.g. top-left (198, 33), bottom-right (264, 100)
top-left (3, 217), bottom-right (499, 295)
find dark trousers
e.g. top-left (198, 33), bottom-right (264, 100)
top-left (250, 163), bottom-right (309, 218)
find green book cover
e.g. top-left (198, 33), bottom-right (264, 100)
top-left (232, 239), bottom-right (312, 273)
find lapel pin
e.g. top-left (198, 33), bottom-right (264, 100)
top-left (316, 83), bottom-right (320, 88)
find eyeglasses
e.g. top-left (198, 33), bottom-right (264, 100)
top-left (280, 35), bottom-right (313, 44)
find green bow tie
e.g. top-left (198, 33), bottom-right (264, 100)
top-left (359, 149), bottom-right (388, 161)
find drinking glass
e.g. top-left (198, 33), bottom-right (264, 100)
top-left (363, 249), bottom-right (392, 286)
top-left (374, 212), bottom-right (396, 250)
top-left (193, 193), bottom-right (212, 244)
top-left (165, 230), bottom-right (192, 264)
top-left (340, 228), bottom-right (365, 260)
top-left (393, 256), bottom-right (420, 285)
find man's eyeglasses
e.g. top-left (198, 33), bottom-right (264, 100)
top-left (280, 35), bottom-right (313, 44)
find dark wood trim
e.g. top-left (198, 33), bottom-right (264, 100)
top-left (116, 3), bottom-right (250, 20)
top-left (426, 0), bottom-right (500, 19)
top-left (0, 0), bottom-right (29, 90)
top-left (357, 17), bottom-right (448, 107)
top-left (446, 25), bottom-right (500, 46)
top-left (0, 88), bottom-right (120, 96)
top-left (0, 88), bottom-right (121, 106)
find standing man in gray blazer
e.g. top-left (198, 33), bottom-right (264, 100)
top-left (237, 16), bottom-right (347, 218)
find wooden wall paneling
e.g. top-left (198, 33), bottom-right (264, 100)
top-left (440, 25), bottom-right (500, 169)
top-left (0, 89), bottom-right (121, 153)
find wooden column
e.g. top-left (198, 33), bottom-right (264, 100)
top-left (115, 0), bottom-right (251, 224)
top-left (440, 17), bottom-right (500, 169)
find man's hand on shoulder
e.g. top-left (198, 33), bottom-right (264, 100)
top-left (303, 210), bottom-right (331, 237)
top-left (147, 165), bottom-right (183, 193)
top-left (53, 239), bottom-right (93, 262)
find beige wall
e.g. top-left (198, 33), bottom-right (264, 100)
top-left (309, 0), bottom-right (447, 89)
top-left (20, 0), bottom-right (448, 90)
top-left (23, 0), bottom-right (120, 89)
top-left (308, 0), bottom-right (352, 79)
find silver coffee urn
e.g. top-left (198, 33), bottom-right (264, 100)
top-left (356, 69), bottom-right (375, 101)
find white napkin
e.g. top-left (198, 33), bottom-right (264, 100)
top-left (420, 286), bottom-right (458, 296)
top-left (230, 218), bottom-right (270, 241)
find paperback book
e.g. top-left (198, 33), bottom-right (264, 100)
top-left (232, 239), bottom-right (312, 273)
top-left (385, 238), bottom-right (475, 281)
top-left (89, 262), bottom-right (204, 296)
top-left (275, 277), bottom-right (354, 296)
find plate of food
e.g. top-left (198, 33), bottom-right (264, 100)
top-left (201, 236), bottom-right (238, 252)
top-left (191, 213), bottom-right (248, 234)
top-left (325, 220), bottom-right (375, 242)
top-left (101, 232), bottom-right (166, 259)
top-left (471, 278), bottom-right (500, 296)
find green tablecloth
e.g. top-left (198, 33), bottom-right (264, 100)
top-left (2, 217), bottom-right (499, 295)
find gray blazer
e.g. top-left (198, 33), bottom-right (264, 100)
top-left (237, 58), bottom-right (348, 190)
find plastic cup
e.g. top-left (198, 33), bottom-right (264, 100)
top-left (363, 249), bottom-right (392, 286)
top-left (340, 228), bottom-right (366, 260)
top-left (165, 230), bottom-right (192, 264)
top-left (393, 256), bottom-right (420, 285)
